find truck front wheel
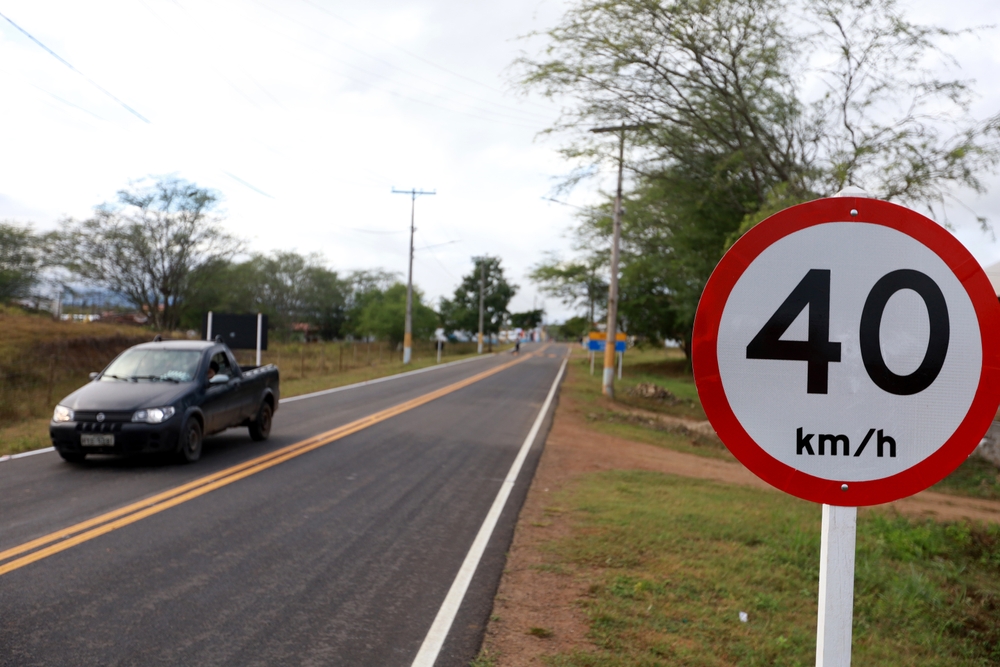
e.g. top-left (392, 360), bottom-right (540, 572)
top-left (176, 417), bottom-right (203, 463)
top-left (248, 402), bottom-right (272, 442)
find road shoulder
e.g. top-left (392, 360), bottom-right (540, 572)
top-left (478, 379), bottom-right (1000, 665)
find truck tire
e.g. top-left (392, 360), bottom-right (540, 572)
top-left (248, 402), bottom-right (272, 442)
top-left (176, 417), bottom-right (203, 463)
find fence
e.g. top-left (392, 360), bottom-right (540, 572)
top-left (229, 339), bottom-right (481, 381)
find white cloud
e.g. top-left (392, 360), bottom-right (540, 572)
top-left (1, 0), bottom-right (998, 324)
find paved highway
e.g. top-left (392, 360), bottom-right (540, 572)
top-left (0, 343), bottom-right (567, 666)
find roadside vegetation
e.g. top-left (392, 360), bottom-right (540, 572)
top-left (539, 471), bottom-right (1000, 666)
top-left (0, 306), bottom-right (489, 457)
top-left (567, 344), bottom-right (1000, 498)
top-left (522, 0), bottom-right (1000, 357)
top-left (1, 179), bottom-right (531, 457)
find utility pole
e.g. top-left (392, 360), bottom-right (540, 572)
top-left (590, 123), bottom-right (645, 399)
top-left (392, 187), bottom-right (436, 365)
top-left (478, 259), bottom-right (485, 354)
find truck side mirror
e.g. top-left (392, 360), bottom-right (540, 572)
top-left (89, 372), bottom-right (99, 380)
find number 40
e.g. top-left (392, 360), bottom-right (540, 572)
top-left (745, 269), bottom-right (950, 396)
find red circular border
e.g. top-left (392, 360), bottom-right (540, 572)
top-left (692, 198), bottom-right (1000, 506)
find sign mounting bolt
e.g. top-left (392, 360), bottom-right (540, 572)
top-left (850, 209), bottom-right (858, 217)
top-left (841, 484), bottom-right (849, 491)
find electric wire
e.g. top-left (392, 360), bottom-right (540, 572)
top-left (0, 10), bottom-right (150, 123)
top-left (234, 15), bottom-right (541, 131)
top-left (254, 0), bottom-right (553, 124)
top-left (296, 0), bottom-right (556, 114)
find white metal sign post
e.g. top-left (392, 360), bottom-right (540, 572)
top-left (693, 195), bottom-right (1000, 666)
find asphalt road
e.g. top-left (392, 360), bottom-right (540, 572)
top-left (0, 343), bottom-right (567, 667)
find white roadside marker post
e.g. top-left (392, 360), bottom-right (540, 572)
top-left (206, 311), bottom-right (213, 341)
top-left (256, 312), bottom-right (263, 367)
top-left (816, 504), bottom-right (857, 666)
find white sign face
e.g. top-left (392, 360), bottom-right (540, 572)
top-left (717, 222), bottom-right (981, 482)
top-left (693, 197), bottom-right (1000, 506)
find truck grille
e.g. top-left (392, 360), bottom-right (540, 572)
top-left (77, 422), bottom-right (123, 433)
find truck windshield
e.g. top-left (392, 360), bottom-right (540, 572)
top-left (101, 350), bottom-right (202, 383)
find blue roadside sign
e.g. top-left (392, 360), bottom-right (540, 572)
top-left (588, 332), bottom-right (626, 352)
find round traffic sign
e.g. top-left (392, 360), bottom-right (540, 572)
top-left (693, 197), bottom-right (1000, 506)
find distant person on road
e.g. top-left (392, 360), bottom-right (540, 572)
top-left (207, 360), bottom-right (219, 380)
top-left (514, 338), bottom-right (521, 355)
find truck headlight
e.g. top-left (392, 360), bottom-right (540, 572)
top-left (132, 406), bottom-right (176, 424)
top-left (53, 405), bottom-right (74, 423)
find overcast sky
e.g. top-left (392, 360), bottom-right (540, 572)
top-left (1, 0), bottom-right (999, 323)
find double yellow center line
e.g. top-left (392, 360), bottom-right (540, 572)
top-left (0, 349), bottom-right (544, 578)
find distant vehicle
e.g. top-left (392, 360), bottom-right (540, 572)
top-left (49, 339), bottom-right (280, 464)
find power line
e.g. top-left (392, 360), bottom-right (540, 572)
top-left (230, 10), bottom-right (542, 130)
top-left (0, 10), bottom-right (150, 123)
top-left (296, 0), bottom-right (555, 113)
top-left (222, 171), bottom-right (276, 198)
top-left (254, 0), bottom-right (554, 124)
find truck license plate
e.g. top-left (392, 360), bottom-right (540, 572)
top-left (81, 434), bottom-right (114, 446)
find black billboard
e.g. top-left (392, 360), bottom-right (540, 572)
top-left (201, 313), bottom-right (268, 350)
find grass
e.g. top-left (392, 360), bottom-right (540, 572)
top-left (932, 455), bottom-right (1000, 500)
top-left (539, 470), bottom-right (1000, 666)
top-left (0, 345), bottom-right (491, 457)
top-left (579, 345), bottom-right (704, 420)
top-left (570, 343), bottom-right (1000, 498)
top-left (565, 345), bottom-right (730, 460)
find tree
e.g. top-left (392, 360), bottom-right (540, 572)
top-left (182, 251), bottom-right (349, 340)
top-left (52, 177), bottom-right (241, 330)
top-left (517, 0), bottom-right (1000, 215)
top-left (516, 0), bottom-right (1000, 357)
top-left (529, 254), bottom-right (606, 327)
top-left (356, 283), bottom-right (437, 346)
top-left (0, 222), bottom-right (40, 302)
top-left (510, 309), bottom-right (544, 330)
top-left (344, 269), bottom-right (400, 338)
top-left (440, 256), bottom-right (518, 345)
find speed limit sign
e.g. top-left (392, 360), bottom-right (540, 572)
top-left (693, 197), bottom-right (1000, 506)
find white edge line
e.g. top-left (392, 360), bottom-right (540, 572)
top-left (279, 353), bottom-right (497, 404)
top-left (0, 447), bottom-right (56, 462)
top-left (0, 352), bottom-right (504, 464)
top-left (410, 353), bottom-right (569, 667)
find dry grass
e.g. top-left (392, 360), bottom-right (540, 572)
top-left (0, 306), bottom-right (496, 456)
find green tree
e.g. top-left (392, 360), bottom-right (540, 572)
top-left (440, 256), bottom-right (518, 345)
top-left (529, 254), bottom-right (606, 327)
top-left (517, 0), bottom-right (1000, 215)
top-left (0, 222), bottom-right (40, 301)
top-left (356, 283), bottom-right (437, 345)
top-left (182, 252), bottom-right (349, 340)
top-left (52, 177), bottom-right (241, 330)
top-left (551, 315), bottom-right (589, 341)
top-left (510, 309), bottom-right (544, 330)
top-left (517, 0), bottom-right (1000, 357)
top-left (344, 269), bottom-right (399, 338)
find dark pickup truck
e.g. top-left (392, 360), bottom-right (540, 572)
top-left (50, 339), bottom-right (280, 464)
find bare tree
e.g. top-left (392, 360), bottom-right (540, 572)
top-left (52, 177), bottom-right (242, 330)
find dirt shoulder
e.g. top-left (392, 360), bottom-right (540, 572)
top-left (480, 389), bottom-right (1000, 665)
